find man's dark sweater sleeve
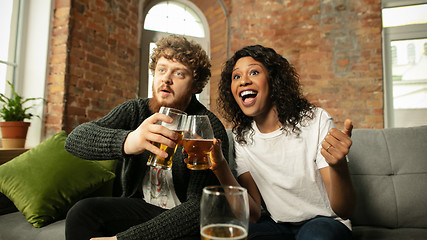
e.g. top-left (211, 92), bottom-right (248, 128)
top-left (65, 100), bottom-right (140, 160)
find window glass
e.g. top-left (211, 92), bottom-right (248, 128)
top-left (144, 1), bottom-right (205, 38)
top-left (390, 39), bottom-right (427, 127)
top-left (383, 1), bottom-right (427, 128)
top-left (0, 0), bottom-right (16, 94)
top-left (382, 4), bottom-right (427, 28)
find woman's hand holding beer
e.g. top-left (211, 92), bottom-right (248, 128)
top-left (209, 138), bottom-right (228, 172)
top-left (182, 138), bottom-right (226, 172)
top-left (123, 113), bottom-right (178, 158)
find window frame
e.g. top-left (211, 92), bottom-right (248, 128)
top-left (382, 0), bottom-right (427, 128)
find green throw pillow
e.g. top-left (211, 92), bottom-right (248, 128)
top-left (89, 159), bottom-right (118, 197)
top-left (0, 131), bottom-right (116, 228)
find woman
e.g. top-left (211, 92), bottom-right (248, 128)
top-left (211, 45), bottom-right (355, 240)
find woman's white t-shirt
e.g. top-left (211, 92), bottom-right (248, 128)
top-left (235, 108), bottom-right (351, 229)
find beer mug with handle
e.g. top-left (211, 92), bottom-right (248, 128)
top-left (182, 115), bottom-right (214, 170)
top-left (146, 106), bottom-right (187, 170)
top-left (200, 186), bottom-right (249, 240)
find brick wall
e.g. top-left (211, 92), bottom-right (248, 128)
top-left (190, 0), bottom-right (229, 126)
top-left (45, 0), bottom-right (71, 136)
top-left (65, 0), bottom-right (140, 133)
top-left (47, 0), bottom-right (140, 135)
top-left (224, 0), bottom-right (383, 129)
top-left (45, 0), bottom-right (383, 136)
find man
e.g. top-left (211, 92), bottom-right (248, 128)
top-left (65, 35), bottom-right (229, 240)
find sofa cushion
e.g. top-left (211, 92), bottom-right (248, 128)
top-left (352, 226), bottom-right (427, 240)
top-left (348, 126), bottom-right (427, 229)
top-left (0, 131), bottom-right (116, 228)
top-left (0, 212), bottom-right (66, 240)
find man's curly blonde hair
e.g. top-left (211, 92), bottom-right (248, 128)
top-left (149, 35), bottom-right (211, 94)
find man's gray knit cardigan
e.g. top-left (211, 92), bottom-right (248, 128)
top-left (65, 96), bottom-right (229, 240)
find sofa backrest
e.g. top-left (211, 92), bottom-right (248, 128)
top-left (347, 125), bottom-right (427, 229)
top-left (226, 129), bottom-right (237, 178)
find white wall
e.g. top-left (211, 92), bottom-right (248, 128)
top-left (17, 0), bottom-right (53, 147)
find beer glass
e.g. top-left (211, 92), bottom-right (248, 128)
top-left (182, 115), bottom-right (214, 170)
top-left (200, 186), bottom-right (249, 240)
top-left (146, 107), bottom-right (187, 170)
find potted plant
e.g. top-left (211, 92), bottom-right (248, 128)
top-left (0, 81), bottom-right (44, 149)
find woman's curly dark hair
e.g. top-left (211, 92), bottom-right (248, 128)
top-left (217, 45), bottom-right (314, 144)
top-left (149, 35), bottom-right (211, 94)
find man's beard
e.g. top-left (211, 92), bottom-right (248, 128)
top-left (149, 85), bottom-right (193, 113)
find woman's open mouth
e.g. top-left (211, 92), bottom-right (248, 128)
top-left (239, 90), bottom-right (258, 106)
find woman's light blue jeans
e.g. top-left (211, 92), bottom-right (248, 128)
top-left (248, 215), bottom-right (352, 240)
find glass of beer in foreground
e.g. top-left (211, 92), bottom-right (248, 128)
top-left (146, 107), bottom-right (187, 170)
top-left (200, 186), bottom-right (249, 240)
top-left (182, 115), bottom-right (214, 170)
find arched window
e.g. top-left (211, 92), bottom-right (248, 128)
top-left (144, 1), bottom-right (205, 38)
top-left (140, 1), bottom-right (210, 107)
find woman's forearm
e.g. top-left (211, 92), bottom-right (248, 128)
top-left (213, 161), bottom-right (261, 222)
